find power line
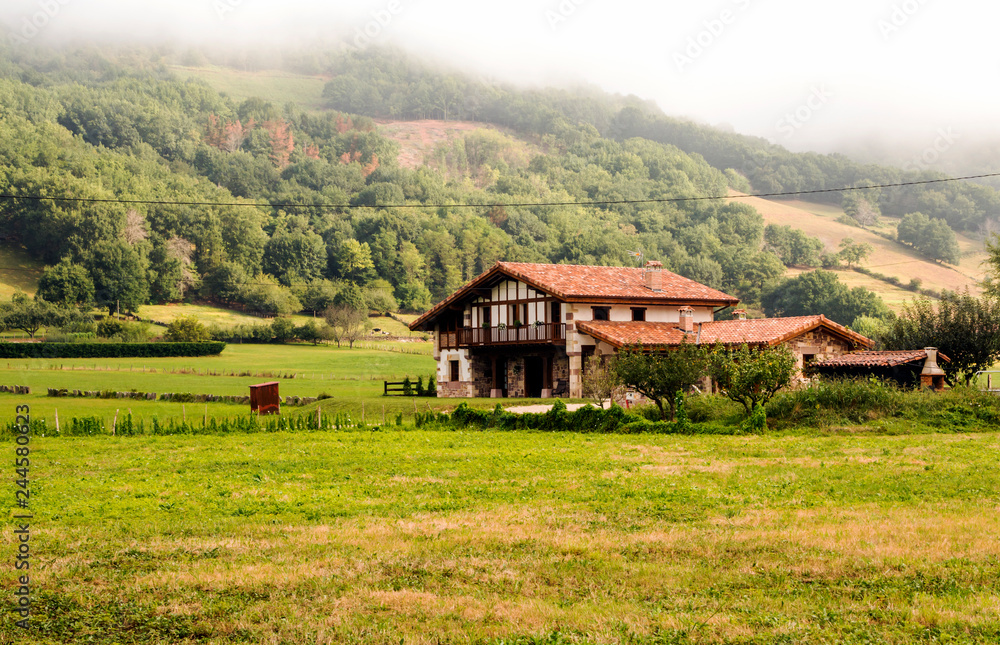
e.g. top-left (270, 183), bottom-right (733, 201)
top-left (0, 172), bottom-right (998, 211)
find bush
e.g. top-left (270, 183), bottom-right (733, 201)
top-left (0, 342), bottom-right (226, 359)
top-left (164, 316), bottom-right (210, 342)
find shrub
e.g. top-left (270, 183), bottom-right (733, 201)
top-left (0, 342), bottom-right (226, 359)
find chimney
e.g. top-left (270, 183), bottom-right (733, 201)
top-left (733, 309), bottom-right (747, 320)
top-left (644, 260), bottom-right (663, 292)
top-left (920, 347), bottom-right (946, 392)
top-left (678, 306), bottom-right (694, 334)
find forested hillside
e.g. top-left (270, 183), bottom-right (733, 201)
top-left (0, 44), bottom-right (994, 324)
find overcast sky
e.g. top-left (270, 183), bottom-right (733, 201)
top-left (1, 0), bottom-right (997, 158)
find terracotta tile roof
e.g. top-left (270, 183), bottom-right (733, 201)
top-left (410, 262), bottom-right (738, 330)
top-left (577, 315), bottom-right (874, 350)
top-left (495, 262), bottom-right (738, 304)
top-left (812, 350), bottom-right (949, 368)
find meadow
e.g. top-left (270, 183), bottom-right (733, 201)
top-left (2, 427), bottom-right (999, 644)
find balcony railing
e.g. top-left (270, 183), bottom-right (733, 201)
top-left (441, 323), bottom-right (566, 350)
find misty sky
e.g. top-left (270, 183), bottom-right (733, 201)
top-left (1, 0), bottom-right (997, 158)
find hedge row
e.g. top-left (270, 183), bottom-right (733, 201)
top-left (46, 388), bottom-right (319, 406)
top-left (415, 401), bottom-right (730, 435)
top-left (0, 342), bottom-right (226, 358)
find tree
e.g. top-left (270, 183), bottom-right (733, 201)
top-left (270, 317), bottom-right (297, 344)
top-left (324, 304), bottom-right (370, 349)
top-left (837, 238), bottom-right (873, 268)
top-left (761, 270), bottom-right (891, 327)
top-left (86, 239), bottom-right (149, 315)
top-left (764, 225), bottom-right (824, 267)
top-left (582, 355), bottom-right (624, 408)
top-left (843, 194), bottom-right (881, 228)
top-left (880, 292), bottom-right (1000, 386)
top-left (163, 315), bottom-right (210, 342)
top-left (37, 258), bottom-right (95, 307)
top-left (708, 343), bottom-right (797, 421)
top-left (611, 343), bottom-right (710, 421)
top-left (0, 293), bottom-right (64, 339)
top-left (897, 212), bottom-right (960, 265)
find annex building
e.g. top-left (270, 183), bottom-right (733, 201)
top-left (409, 261), bottom-right (874, 399)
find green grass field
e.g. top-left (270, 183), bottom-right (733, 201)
top-left (4, 428), bottom-right (999, 644)
top-left (0, 344), bottom-right (444, 426)
top-left (168, 65), bottom-right (328, 111)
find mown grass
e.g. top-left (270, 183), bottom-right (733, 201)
top-left (0, 344), bottom-right (440, 424)
top-left (3, 428), bottom-right (999, 644)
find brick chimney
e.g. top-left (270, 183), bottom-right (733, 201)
top-left (644, 260), bottom-right (663, 292)
top-left (678, 306), bottom-right (694, 333)
top-left (920, 347), bottom-right (946, 392)
top-left (733, 309), bottom-right (747, 320)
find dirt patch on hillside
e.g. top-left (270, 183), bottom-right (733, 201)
top-left (376, 119), bottom-right (490, 170)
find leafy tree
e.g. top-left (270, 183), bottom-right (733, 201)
top-left (86, 239), bottom-right (149, 316)
top-left (333, 282), bottom-right (367, 312)
top-left (295, 320), bottom-right (324, 345)
top-left (0, 293), bottom-right (64, 338)
top-left (764, 225), bottom-right (823, 267)
top-left (163, 315), bottom-right (210, 342)
top-left (897, 212), bottom-right (960, 264)
top-left (270, 317), bottom-right (297, 343)
top-left (708, 343), bottom-right (797, 422)
top-left (761, 270), bottom-right (891, 327)
top-left (880, 292), bottom-right (1000, 386)
top-left (262, 228), bottom-right (326, 286)
top-left (837, 238), bottom-right (873, 268)
top-left (37, 259), bottom-right (95, 307)
top-left (299, 280), bottom-right (339, 315)
top-left (611, 343), bottom-right (710, 421)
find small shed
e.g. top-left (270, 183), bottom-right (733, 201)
top-left (810, 348), bottom-right (949, 390)
top-left (250, 381), bottom-right (281, 415)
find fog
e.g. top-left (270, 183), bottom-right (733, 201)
top-left (2, 0), bottom-right (999, 166)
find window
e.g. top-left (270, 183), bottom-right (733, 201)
top-left (551, 301), bottom-right (561, 323)
top-left (450, 360), bottom-right (460, 382)
top-left (592, 306), bottom-right (611, 321)
top-left (631, 307), bottom-right (646, 322)
top-left (802, 354), bottom-right (815, 365)
top-left (482, 307), bottom-right (491, 327)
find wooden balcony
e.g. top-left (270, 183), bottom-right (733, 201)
top-left (440, 323), bottom-right (567, 350)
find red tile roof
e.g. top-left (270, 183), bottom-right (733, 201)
top-left (577, 315), bottom-right (874, 350)
top-left (410, 262), bottom-right (738, 330)
top-left (812, 350), bottom-right (949, 368)
top-left (495, 262), bottom-right (738, 304)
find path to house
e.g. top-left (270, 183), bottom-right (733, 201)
top-left (503, 402), bottom-right (611, 414)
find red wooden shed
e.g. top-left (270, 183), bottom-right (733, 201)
top-left (250, 382), bottom-right (280, 415)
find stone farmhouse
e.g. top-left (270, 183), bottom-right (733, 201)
top-left (409, 261), bottom-right (874, 399)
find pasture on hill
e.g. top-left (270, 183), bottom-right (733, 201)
top-left (3, 429), bottom-right (999, 644)
top-left (733, 193), bottom-right (987, 297)
top-left (0, 241), bottom-right (43, 298)
top-left (168, 65), bottom-right (328, 112)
